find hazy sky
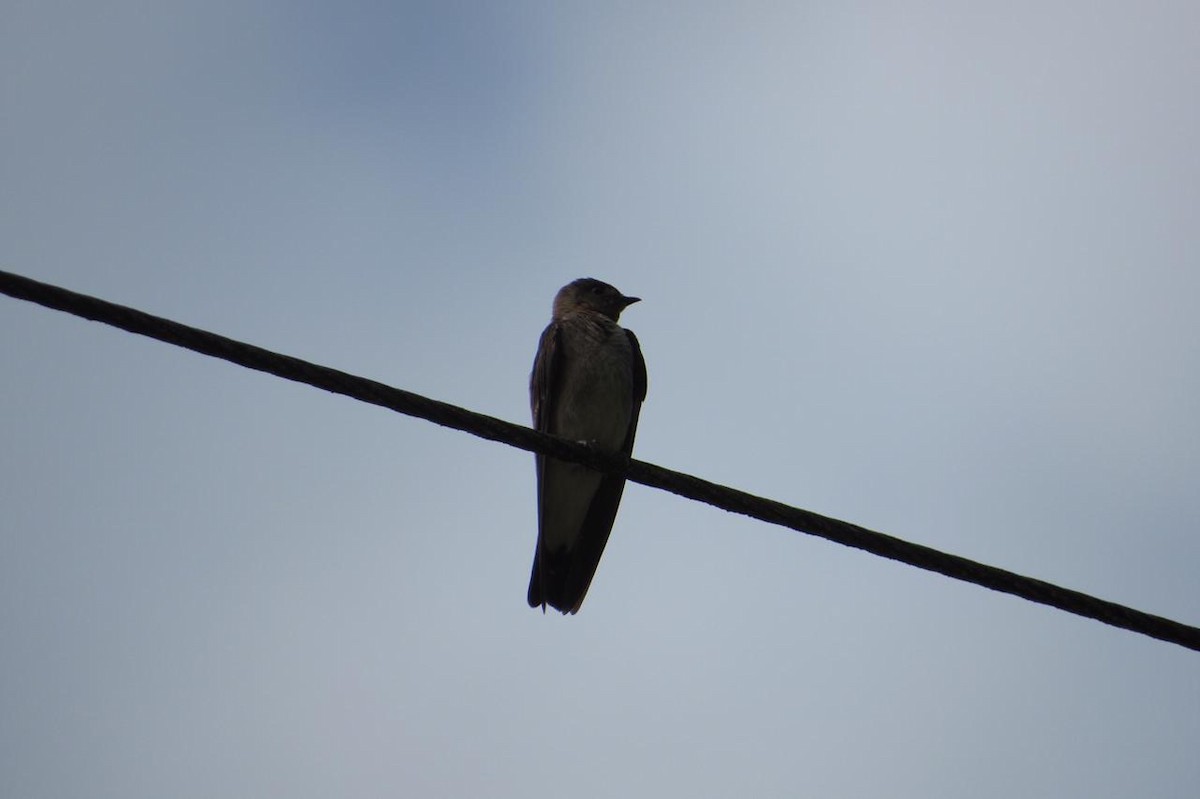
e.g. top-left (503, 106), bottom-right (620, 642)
top-left (3, 3), bottom-right (1197, 797)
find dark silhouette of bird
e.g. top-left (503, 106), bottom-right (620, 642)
top-left (527, 278), bottom-right (647, 614)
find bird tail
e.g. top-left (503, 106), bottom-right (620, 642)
top-left (527, 548), bottom-right (576, 614)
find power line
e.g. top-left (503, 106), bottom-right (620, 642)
top-left (3, 267), bottom-right (1197, 653)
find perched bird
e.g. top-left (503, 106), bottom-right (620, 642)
top-left (527, 278), bottom-right (647, 614)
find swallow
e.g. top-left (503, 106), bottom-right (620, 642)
top-left (527, 278), bottom-right (647, 614)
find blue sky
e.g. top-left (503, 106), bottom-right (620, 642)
top-left (3, 3), bottom-right (1197, 797)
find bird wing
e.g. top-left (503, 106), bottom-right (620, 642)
top-left (557, 328), bottom-right (647, 613)
top-left (527, 322), bottom-right (562, 610)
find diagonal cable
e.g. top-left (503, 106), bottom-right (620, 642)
top-left (2, 268), bottom-right (1197, 652)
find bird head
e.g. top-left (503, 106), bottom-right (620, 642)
top-left (553, 278), bottom-right (640, 322)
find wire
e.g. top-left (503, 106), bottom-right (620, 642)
top-left (3, 267), bottom-right (1197, 652)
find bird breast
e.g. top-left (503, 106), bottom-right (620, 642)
top-left (552, 321), bottom-right (634, 451)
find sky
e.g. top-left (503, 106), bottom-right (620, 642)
top-left (2, 2), bottom-right (1198, 797)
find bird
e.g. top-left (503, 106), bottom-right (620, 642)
top-left (527, 278), bottom-right (647, 614)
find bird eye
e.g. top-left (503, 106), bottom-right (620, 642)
top-left (590, 285), bottom-right (604, 295)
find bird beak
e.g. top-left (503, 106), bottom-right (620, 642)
top-left (621, 295), bottom-right (641, 307)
